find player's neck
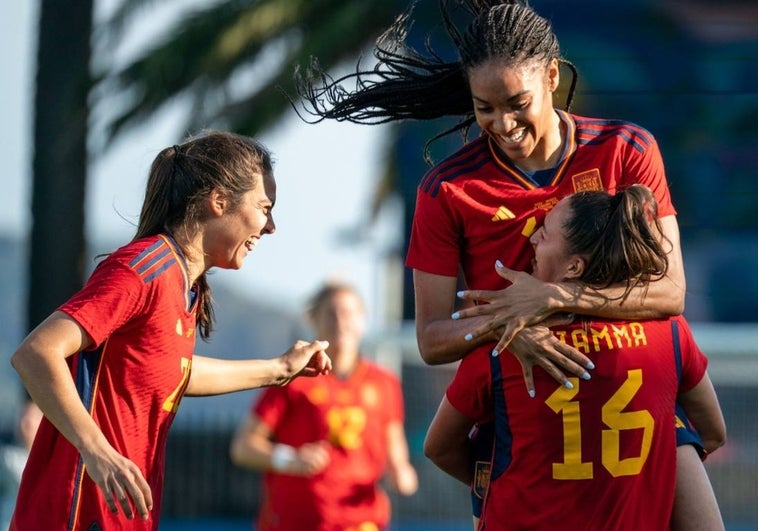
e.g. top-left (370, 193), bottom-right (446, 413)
top-left (332, 350), bottom-right (360, 379)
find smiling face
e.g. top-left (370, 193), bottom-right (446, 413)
top-left (468, 58), bottom-right (561, 171)
top-left (529, 197), bottom-right (585, 283)
top-left (204, 171), bottom-right (277, 271)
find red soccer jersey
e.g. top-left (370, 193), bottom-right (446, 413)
top-left (406, 111), bottom-right (675, 289)
top-left (447, 315), bottom-right (708, 531)
top-left (11, 234), bottom-right (197, 531)
top-left (253, 359), bottom-right (404, 531)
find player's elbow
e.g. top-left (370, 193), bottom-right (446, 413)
top-left (417, 340), bottom-right (453, 366)
top-left (423, 441), bottom-right (446, 470)
top-left (668, 294), bottom-right (685, 316)
top-left (418, 346), bottom-right (440, 366)
top-left (703, 428), bottom-right (727, 455)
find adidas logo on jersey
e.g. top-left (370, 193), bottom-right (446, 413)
top-left (492, 205), bottom-right (516, 221)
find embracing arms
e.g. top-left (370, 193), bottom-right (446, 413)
top-left (455, 215), bottom-right (686, 352)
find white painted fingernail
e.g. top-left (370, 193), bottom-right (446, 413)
top-left (528, 389), bottom-right (535, 398)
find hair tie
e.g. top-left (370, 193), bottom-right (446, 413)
top-left (173, 144), bottom-right (182, 154)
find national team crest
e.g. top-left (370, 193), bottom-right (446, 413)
top-left (472, 460), bottom-right (491, 500)
top-left (571, 169), bottom-right (603, 192)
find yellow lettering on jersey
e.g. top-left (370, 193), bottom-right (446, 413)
top-left (546, 378), bottom-right (593, 480)
top-left (534, 197), bottom-right (559, 211)
top-left (590, 325), bottom-right (614, 351)
top-left (553, 323), bottom-right (647, 354)
top-left (546, 370), bottom-right (653, 480)
top-left (162, 357), bottom-right (191, 414)
top-left (554, 322), bottom-right (648, 353)
top-left (570, 329), bottom-right (590, 354)
top-left (629, 322), bottom-right (647, 347)
top-left (612, 324), bottom-right (632, 348)
top-left (602, 369), bottom-right (654, 477)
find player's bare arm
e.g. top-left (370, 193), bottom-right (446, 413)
top-left (423, 396), bottom-right (474, 486)
top-left (415, 270), bottom-right (592, 393)
top-left (186, 340), bottom-right (331, 395)
top-left (11, 311), bottom-right (153, 521)
top-left (456, 215), bottom-right (686, 353)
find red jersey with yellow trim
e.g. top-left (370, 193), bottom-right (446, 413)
top-left (447, 315), bottom-right (708, 531)
top-left (253, 358), bottom-right (404, 531)
top-left (11, 234), bottom-right (196, 531)
top-left (406, 111), bottom-right (675, 289)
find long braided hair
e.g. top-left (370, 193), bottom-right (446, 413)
top-left (294, 0), bottom-right (578, 163)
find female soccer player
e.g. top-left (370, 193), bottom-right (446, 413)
top-left (293, 0), bottom-right (721, 528)
top-left (230, 281), bottom-right (418, 531)
top-left (424, 186), bottom-right (726, 530)
top-left (9, 131), bottom-right (332, 531)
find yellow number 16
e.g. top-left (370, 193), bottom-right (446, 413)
top-left (545, 369), bottom-right (654, 480)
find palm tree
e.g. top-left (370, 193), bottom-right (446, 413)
top-left (28, 0), bottom-right (93, 331)
top-left (98, 0), bottom-right (402, 141)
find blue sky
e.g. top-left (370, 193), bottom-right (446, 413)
top-left (0, 1), bottom-right (403, 332)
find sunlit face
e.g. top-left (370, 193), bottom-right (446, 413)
top-left (205, 172), bottom-right (277, 270)
top-left (311, 289), bottom-right (365, 354)
top-left (468, 58), bottom-right (560, 171)
top-left (529, 197), bottom-right (580, 282)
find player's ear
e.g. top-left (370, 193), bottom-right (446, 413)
top-left (546, 58), bottom-right (560, 93)
top-left (565, 256), bottom-right (585, 280)
top-left (208, 188), bottom-right (227, 217)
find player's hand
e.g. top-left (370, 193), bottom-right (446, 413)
top-left (79, 443), bottom-right (153, 520)
top-left (454, 263), bottom-right (559, 351)
top-left (293, 441), bottom-right (331, 476)
top-left (507, 325), bottom-right (593, 397)
top-left (279, 340), bottom-right (331, 385)
top-left (389, 462), bottom-right (419, 496)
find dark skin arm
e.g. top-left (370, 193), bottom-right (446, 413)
top-left (455, 215), bottom-right (686, 353)
top-left (414, 269), bottom-right (591, 394)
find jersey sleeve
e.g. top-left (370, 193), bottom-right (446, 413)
top-left (675, 317), bottom-right (709, 392)
top-left (446, 348), bottom-right (493, 422)
top-left (621, 131), bottom-right (676, 218)
top-left (253, 386), bottom-right (289, 431)
top-left (405, 181), bottom-right (461, 277)
top-left (58, 259), bottom-right (146, 348)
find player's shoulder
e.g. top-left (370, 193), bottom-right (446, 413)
top-left (571, 113), bottom-right (657, 152)
top-left (108, 234), bottom-right (184, 284)
top-left (418, 135), bottom-right (491, 197)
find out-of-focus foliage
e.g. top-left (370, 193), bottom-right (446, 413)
top-left (96, 0), bottom-right (401, 142)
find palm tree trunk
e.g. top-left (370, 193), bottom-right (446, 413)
top-left (28, 0), bottom-right (93, 331)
